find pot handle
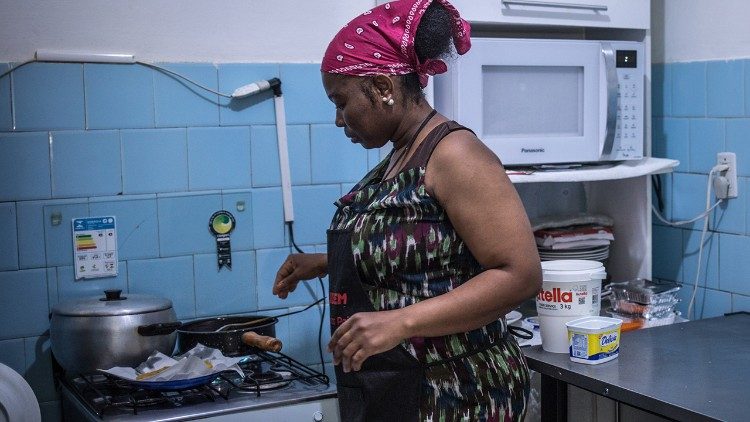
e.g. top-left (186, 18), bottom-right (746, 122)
top-left (137, 321), bottom-right (182, 336)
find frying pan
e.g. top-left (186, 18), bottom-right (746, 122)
top-left (176, 315), bottom-right (279, 356)
top-left (139, 315), bottom-right (280, 357)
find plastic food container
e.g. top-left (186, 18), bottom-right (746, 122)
top-left (607, 279), bottom-right (680, 305)
top-left (607, 309), bottom-right (677, 329)
top-left (565, 316), bottom-right (622, 364)
top-left (609, 297), bottom-right (679, 319)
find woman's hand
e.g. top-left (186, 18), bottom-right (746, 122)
top-left (273, 253), bottom-right (328, 299)
top-left (327, 310), bottom-right (407, 373)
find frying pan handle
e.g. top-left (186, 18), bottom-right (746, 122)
top-left (138, 321), bottom-right (182, 336)
top-left (241, 331), bottom-right (283, 352)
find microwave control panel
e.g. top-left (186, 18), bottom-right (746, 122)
top-left (613, 47), bottom-right (644, 159)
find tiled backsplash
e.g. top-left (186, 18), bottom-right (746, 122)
top-left (0, 61), bottom-right (376, 421)
top-left (652, 58), bottom-right (750, 318)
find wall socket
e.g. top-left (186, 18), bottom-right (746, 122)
top-left (715, 152), bottom-right (738, 199)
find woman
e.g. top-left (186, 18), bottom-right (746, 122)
top-left (273, 1), bottom-right (541, 420)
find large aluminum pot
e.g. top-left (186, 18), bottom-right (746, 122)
top-left (50, 289), bottom-right (178, 376)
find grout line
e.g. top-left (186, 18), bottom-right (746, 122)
top-left (9, 63), bottom-right (16, 131)
top-left (118, 130), bottom-right (124, 195)
top-left (47, 132), bottom-right (54, 198)
top-left (81, 63), bottom-right (88, 130)
top-left (12, 202), bottom-right (20, 270)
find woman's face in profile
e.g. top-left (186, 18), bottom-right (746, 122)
top-left (322, 72), bottom-right (392, 150)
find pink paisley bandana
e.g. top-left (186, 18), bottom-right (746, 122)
top-left (321, 0), bottom-right (471, 88)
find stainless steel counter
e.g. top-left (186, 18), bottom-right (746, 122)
top-left (523, 312), bottom-right (750, 422)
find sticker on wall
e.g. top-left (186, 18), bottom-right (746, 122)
top-left (209, 210), bottom-right (236, 270)
top-left (72, 216), bottom-right (118, 280)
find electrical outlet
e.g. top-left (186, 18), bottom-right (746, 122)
top-left (716, 152), bottom-right (738, 199)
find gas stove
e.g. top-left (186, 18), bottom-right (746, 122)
top-left (59, 351), bottom-right (339, 421)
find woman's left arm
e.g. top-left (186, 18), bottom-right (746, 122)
top-left (329, 130), bottom-right (542, 372)
top-left (400, 130), bottom-right (542, 335)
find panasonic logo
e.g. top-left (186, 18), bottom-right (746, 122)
top-left (521, 148), bottom-right (545, 153)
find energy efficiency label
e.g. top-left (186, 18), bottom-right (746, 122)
top-left (72, 216), bottom-right (118, 280)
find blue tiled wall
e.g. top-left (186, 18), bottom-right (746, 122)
top-left (0, 62), bottom-right (357, 419)
top-left (652, 58), bottom-right (750, 319)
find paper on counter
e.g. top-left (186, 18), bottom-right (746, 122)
top-left (99, 344), bottom-right (244, 382)
top-left (515, 320), bottom-right (542, 348)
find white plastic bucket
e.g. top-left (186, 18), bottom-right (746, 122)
top-left (537, 260), bottom-right (606, 353)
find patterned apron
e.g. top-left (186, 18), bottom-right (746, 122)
top-left (328, 228), bottom-right (423, 421)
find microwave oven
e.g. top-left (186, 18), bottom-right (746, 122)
top-left (433, 38), bottom-right (645, 166)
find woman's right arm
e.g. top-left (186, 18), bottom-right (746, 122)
top-left (272, 253), bottom-right (328, 299)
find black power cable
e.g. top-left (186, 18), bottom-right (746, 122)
top-left (286, 221), bottom-right (327, 377)
top-left (651, 174), bottom-right (665, 213)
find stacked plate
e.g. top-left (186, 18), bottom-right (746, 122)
top-left (537, 244), bottom-right (609, 262)
top-left (0, 363), bottom-right (41, 422)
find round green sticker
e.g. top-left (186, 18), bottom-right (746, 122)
top-left (209, 211), bottom-right (235, 235)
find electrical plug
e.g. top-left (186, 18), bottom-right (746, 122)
top-left (713, 175), bottom-right (731, 199)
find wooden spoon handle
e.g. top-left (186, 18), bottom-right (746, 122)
top-left (241, 331), bottom-right (283, 352)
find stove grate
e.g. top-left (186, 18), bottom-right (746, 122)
top-left (62, 350), bottom-right (329, 417)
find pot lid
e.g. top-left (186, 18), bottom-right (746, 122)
top-left (51, 289), bottom-right (173, 317)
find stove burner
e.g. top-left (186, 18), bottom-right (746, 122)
top-left (61, 351), bottom-right (329, 418)
top-left (250, 370), bottom-right (283, 383)
top-left (224, 368), bottom-right (293, 394)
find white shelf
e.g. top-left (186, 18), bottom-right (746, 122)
top-left (507, 157), bottom-right (678, 183)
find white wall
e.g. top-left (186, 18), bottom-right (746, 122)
top-left (4, 1), bottom-right (749, 65)
top-left (651, 0), bottom-right (750, 63)
top-left (0, 0), bottom-right (375, 63)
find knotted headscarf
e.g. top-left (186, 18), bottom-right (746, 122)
top-left (321, 0), bottom-right (471, 88)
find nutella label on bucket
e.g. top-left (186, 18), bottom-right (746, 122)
top-left (537, 283), bottom-right (598, 315)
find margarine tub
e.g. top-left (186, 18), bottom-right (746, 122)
top-left (565, 316), bottom-right (623, 364)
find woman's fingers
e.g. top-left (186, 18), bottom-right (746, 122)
top-left (339, 341), bottom-right (363, 373)
top-left (328, 322), bottom-right (354, 353)
top-left (329, 328), bottom-right (364, 373)
top-left (327, 311), bottom-right (407, 372)
top-left (273, 254), bottom-right (327, 299)
top-left (327, 319), bottom-right (344, 352)
top-left (272, 256), bottom-right (301, 298)
top-left (272, 258), bottom-right (294, 295)
top-left (350, 349), bottom-right (368, 372)
top-left (273, 277), bottom-right (297, 299)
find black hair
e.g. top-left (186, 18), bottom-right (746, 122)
top-left (359, 2), bottom-right (455, 105)
top-left (403, 2), bottom-right (455, 102)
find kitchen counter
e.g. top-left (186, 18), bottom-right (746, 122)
top-left (522, 312), bottom-right (750, 422)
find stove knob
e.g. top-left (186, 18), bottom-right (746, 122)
top-left (312, 410), bottom-right (324, 421)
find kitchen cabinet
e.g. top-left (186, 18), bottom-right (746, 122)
top-left (443, 0), bottom-right (649, 30)
top-left (376, 0), bottom-right (649, 30)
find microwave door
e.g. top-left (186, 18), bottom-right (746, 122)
top-left (454, 39), bottom-right (602, 166)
